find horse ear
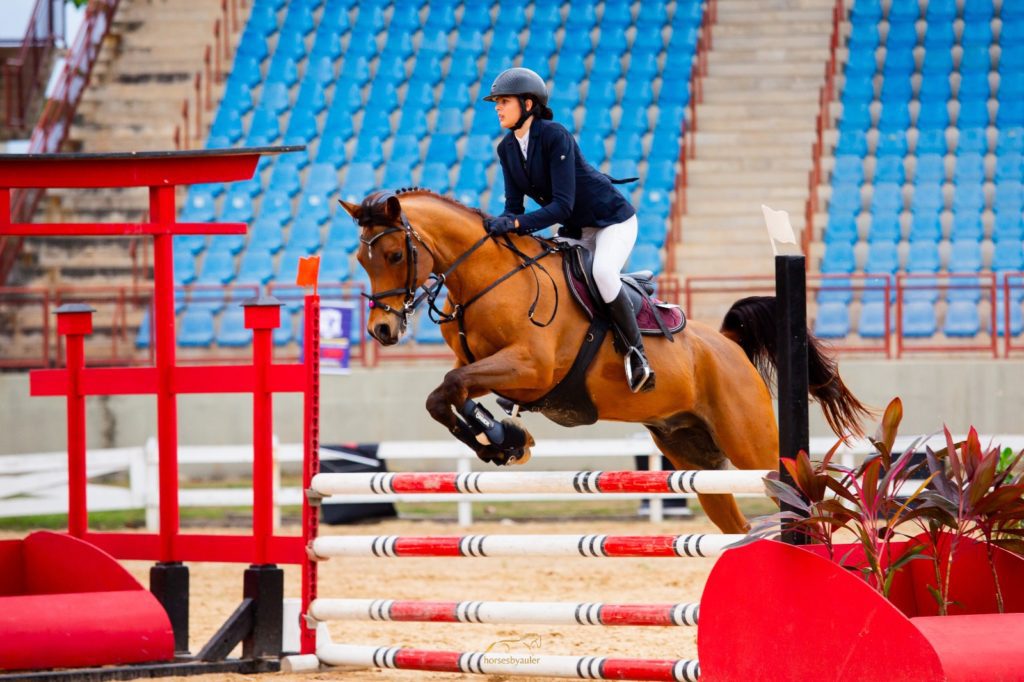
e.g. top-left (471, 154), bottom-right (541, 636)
top-left (384, 195), bottom-right (402, 222)
top-left (338, 199), bottom-right (360, 219)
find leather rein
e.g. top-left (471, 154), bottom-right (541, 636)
top-left (358, 210), bottom-right (562, 359)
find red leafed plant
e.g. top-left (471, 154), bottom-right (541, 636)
top-left (752, 397), bottom-right (1024, 613)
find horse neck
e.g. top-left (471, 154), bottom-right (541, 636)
top-left (403, 199), bottom-right (520, 303)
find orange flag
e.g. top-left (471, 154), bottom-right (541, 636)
top-left (296, 255), bottom-right (320, 295)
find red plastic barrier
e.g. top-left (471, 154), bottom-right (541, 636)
top-left (699, 539), bottom-right (1024, 681)
top-left (0, 531), bottom-right (174, 671)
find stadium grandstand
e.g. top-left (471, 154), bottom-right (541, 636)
top-left (1, 0), bottom-right (1023, 367)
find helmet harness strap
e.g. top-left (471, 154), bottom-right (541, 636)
top-left (510, 95), bottom-right (537, 131)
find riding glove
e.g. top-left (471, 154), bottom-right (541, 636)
top-left (484, 215), bottom-right (517, 236)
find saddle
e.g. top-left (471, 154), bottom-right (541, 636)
top-left (562, 245), bottom-right (686, 339)
top-left (495, 245), bottom-right (686, 428)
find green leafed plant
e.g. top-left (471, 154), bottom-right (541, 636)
top-left (752, 397), bottom-right (1024, 612)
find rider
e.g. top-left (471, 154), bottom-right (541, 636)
top-left (481, 67), bottom-right (654, 393)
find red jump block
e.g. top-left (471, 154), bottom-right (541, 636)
top-left (0, 531), bottom-right (174, 671)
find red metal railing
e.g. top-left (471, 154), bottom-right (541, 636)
top-left (668, 0), bottom-right (718, 274)
top-left (0, 0), bottom-right (121, 286)
top-left (804, 0), bottom-right (846, 258)
top-left (4, 0), bottom-right (65, 129)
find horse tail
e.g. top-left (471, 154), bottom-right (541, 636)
top-left (719, 296), bottom-right (871, 439)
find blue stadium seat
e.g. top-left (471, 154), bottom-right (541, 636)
top-left (949, 239), bottom-right (983, 271)
top-left (996, 101), bottom-right (1024, 129)
top-left (627, 243), bottom-right (662, 274)
top-left (955, 127), bottom-right (988, 155)
top-left (924, 0), bottom-right (957, 22)
top-left (210, 108), bottom-right (243, 143)
top-left (415, 310), bottom-right (447, 344)
top-left (236, 29), bottom-right (269, 63)
top-left (953, 153), bottom-right (986, 184)
top-left (411, 54), bottom-right (443, 86)
top-left (178, 306), bottom-right (216, 347)
top-left (994, 210), bottom-right (1024, 243)
top-left (839, 101), bottom-right (872, 131)
top-left (326, 210), bottom-right (359, 252)
top-left (821, 241), bottom-right (857, 273)
top-left (353, 134), bottom-right (385, 167)
top-left (817, 277), bottom-right (854, 304)
top-left (814, 302), bottom-right (850, 338)
top-left (589, 79), bottom-right (619, 108)
top-left (648, 127), bottom-right (681, 163)
top-left (174, 248), bottom-right (197, 285)
top-left (288, 218), bottom-right (322, 254)
top-left (618, 106), bottom-right (649, 134)
top-left (914, 129), bottom-right (947, 156)
top-left (914, 153), bottom-right (947, 183)
top-left (221, 187), bottom-right (254, 223)
top-left (917, 100), bottom-right (951, 130)
top-left (879, 101), bottom-right (911, 132)
top-left (259, 188), bottom-right (294, 225)
top-left (876, 130), bottom-right (908, 158)
top-left (319, 243), bottom-right (351, 282)
top-left (873, 156), bottom-right (906, 184)
top-left (285, 108), bottom-right (318, 144)
top-left (907, 239), bottom-right (941, 272)
top-left (636, 209), bottom-right (668, 247)
top-left (277, 245), bottom-right (311, 283)
top-left (236, 247), bottom-right (275, 284)
top-left (868, 213), bottom-right (901, 243)
top-left (832, 155), bottom-right (865, 186)
top-left (531, 2), bottom-right (562, 31)
top-left (901, 301), bottom-right (937, 337)
top-left (909, 210), bottom-right (942, 242)
top-left (850, 0), bottom-right (882, 23)
top-left (824, 214), bottom-right (859, 245)
top-left (565, 0), bottom-right (597, 30)
top-left (958, 99), bottom-right (991, 129)
top-left (884, 23), bottom-right (918, 52)
top-left (844, 48), bottom-right (877, 80)
top-left (215, 307), bottom-right (251, 348)
top-left (950, 210), bottom-right (984, 242)
top-left (888, 0), bottom-right (920, 22)
top-left (920, 47), bottom-right (953, 75)
top-left (997, 293), bottom-right (1024, 337)
top-left (180, 185), bottom-right (218, 222)
top-left (310, 31), bottom-right (342, 63)
top-left (995, 152), bottom-right (1019, 182)
top-left (836, 130), bottom-right (868, 156)
top-left (296, 193), bottom-right (330, 225)
top-left (197, 249), bottom-right (236, 285)
top-left (249, 218), bottom-right (284, 257)
top-left (857, 301), bottom-right (888, 337)
top-left (995, 182), bottom-right (1023, 214)
top-left (865, 240), bottom-right (900, 273)
top-left (993, 240), bottom-right (1024, 271)
top-left (902, 275), bottom-right (941, 303)
top-left (266, 53), bottom-right (298, 87)
top-left (646, 160), bottom-right (676, 192)
top-left (958, 72), bottom-right (991, 102)
top-left (829, 185), bottom-right (863, 217)
top-left (420, 162), bottom-right (451, 193)
top-left (871, 183), bottom-right (904, 214)
top-left (426, 134), bottom-right (459, 166)
top-left (849, 22), bottom-right (880, 49)
top-left (919, 73), bottom-right (951, 103)
top-left (952, 182), bottom-right (985, 214)
top-left (943, 300), bottom-right (981, 337)
top-left (961, 18), bottom-right (994, 47)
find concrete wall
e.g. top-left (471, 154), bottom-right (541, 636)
top-left (2, 358), bottom-right (1023, 456)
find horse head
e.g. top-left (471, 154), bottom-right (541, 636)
top-left (340, 190), bottom-right (436, 345)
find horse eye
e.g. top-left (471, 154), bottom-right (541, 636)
top-left (386, 251), bottom-right (403, 264)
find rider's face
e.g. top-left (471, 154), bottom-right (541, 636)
top-left (494, 96), bottom-right (531, 130)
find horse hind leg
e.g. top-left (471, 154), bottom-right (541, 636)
top-left (645, 423), bottom-right (752, 535)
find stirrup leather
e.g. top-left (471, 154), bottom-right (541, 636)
top-left (624, 346), bottom-right (653, 393)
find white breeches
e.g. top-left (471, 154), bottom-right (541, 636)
top-left (558, 214), bottom-right (638, 303)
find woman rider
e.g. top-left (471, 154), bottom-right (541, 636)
top-left (481, 67), bottom-right (655, 393)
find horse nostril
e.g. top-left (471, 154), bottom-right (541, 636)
top-left (374, 323), bottom-right (392, 342)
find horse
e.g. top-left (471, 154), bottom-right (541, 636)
top-left (339, 189), bottom-right (870, 534)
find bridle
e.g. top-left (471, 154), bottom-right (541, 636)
top-left (357, 201), bottom-right (562, 359)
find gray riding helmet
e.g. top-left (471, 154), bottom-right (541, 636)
top-left (481, 67), bottom-right (549, 106)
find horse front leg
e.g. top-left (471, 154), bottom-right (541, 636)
top-left (426, 348), bottom-right (548, 465)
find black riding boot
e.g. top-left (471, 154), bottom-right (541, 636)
top-left (607, 289), bottom-right (655, 393)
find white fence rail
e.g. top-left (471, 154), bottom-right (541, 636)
top-left (3, 433), bottom-right (1019, 526)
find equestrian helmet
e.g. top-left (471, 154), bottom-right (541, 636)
top-left (482, 67), bottom-right (549, 107)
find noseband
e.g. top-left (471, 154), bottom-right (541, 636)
top-left (358, 211), bottom-right (428, 334)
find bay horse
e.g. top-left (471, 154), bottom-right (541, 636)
top-left (339, 189), bottom-right (869, 534)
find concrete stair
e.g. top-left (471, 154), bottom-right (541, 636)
top-left (677, 0), bottom-right (836, 279)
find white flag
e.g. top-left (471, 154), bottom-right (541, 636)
top-left (761, 204), bottom-right (797, 256)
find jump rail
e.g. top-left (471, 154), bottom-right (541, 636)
top-left (310, 534), bottom-right (745, 559)
top-left (288, 641), bottom-right (701, 682)
top-left (311, 470), bottom-right (771, 497)
top-left (309, 598), bottom-right (700, 627)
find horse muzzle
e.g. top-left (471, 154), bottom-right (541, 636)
top-left (370, 321), bottom-right (401, 345)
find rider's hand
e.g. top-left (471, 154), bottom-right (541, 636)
top-left (485, 215), bottom-right (516, 236)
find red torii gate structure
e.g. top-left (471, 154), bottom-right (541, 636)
top-left (0, 149), bottom-right (321, 674)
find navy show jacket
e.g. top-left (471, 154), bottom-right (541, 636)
top-left (497, 117), bottom-right (635, 238)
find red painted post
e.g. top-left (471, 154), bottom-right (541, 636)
top-left (300, 294), bottom-right (321, 655)
top-left (55, 303), bottom-right (94, 538)
top-left (243, 295), bottom-right (281, 564)
top-left (149, 185), bottom-right (180, 561)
